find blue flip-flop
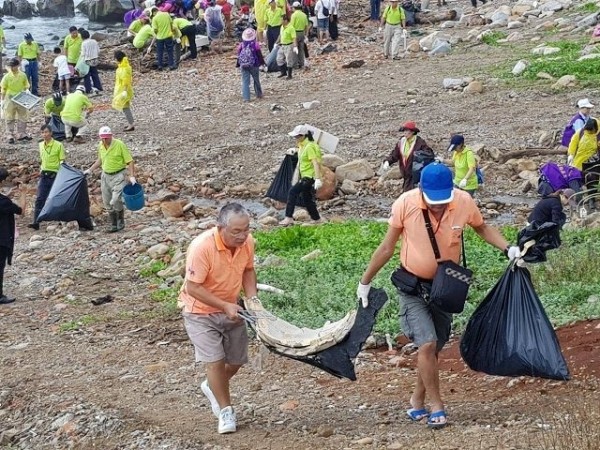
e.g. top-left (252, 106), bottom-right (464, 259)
top-left (407, 408), bottom-right (430, 422)
top-left (427, 410), bottom-right (448, 429)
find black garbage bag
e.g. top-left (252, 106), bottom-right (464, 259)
top-left (460, 266), bottom-right (570, 380)
top-left (264, 288), bottom-right (388, 380)
top-left (265, 154), bottom-right (306, 207)
top-left (517, 221), bottom-right (561, 263)
top-left (37, 163), bottom-right (92, 223)
top-left (48, 115), bottom-right (66, 141)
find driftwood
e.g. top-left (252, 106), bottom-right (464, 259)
top-left (415, 10), bottom-right (457, 25)
top-left (499, 147), bottom-right (566, 163)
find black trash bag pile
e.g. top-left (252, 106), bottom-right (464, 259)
top-left (37, 163), bottom-right (92, 223)
top-left (265, 154), bottom-right (306, 207)
top-left (517, 221), bottom-right (561, 263)
top-left (460, 266), bottom-right (570, 380)
top-left (260, 288), bottom-right (388, 381)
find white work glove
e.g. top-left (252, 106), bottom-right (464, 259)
top-left (176, 38), bottom-right (181, 44)
top-left (25, 89), bottom-right (31, 94)
top-left (506, 246), bottom-right (521, 261)
top-left (293, 46), bottom-right (298, 54)
top-left (357, 282), bottom-right (371, 308)
top-left (83, 169), bottom-right (90, 176)
top-left (286, 147), bottom-right (297, 155)
top-left (402, 28), bottom-right (408, 37)
top-left (129, 176), bottom-right (136, 185)
top-left (567, 155), bottom-right (574, 166)
top-left (314, 178), bottom-right (323, 190)
top-left (458, 178), bottom-right (467, 188)
top-left (381, 161), bottom-right (390, 171)
top-left (120, 91), bottom-right (128, 99)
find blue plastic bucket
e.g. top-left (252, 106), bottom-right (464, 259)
top-left (122, 183), bottom-right (145, 211)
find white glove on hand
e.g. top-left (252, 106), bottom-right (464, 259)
top-left (83, 169), bottom-right (90, 176)
top-left (458, 178), bottom-right (468, 188)
top-left (402, 28), bottom-right (408, 37)
top-left (25, 89), bottom-right (31, 95)
top-left (567, 155), bottom-right (574, 166)
top-left (357, 282), bottom-right (371, 308)
top-left (507, 246), bottom-right (521, 261)
top-left (120, 91), bottom-right (128, 99)
top-left (176, 38), bottom-right (181, 44)
top-left (378, 27), bottom-right (383, 33)
top-left (286, 147), bottom-right (297, 155)
top-left (129, 176), bottom-right (136, 185)
top-left (293, 47), bottom-right (298, 54)
top-left (382, 161), bottom-right (390, 171)
top-left (314, 179), bottom-right (323, 190)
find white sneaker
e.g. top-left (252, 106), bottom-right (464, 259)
top-left (201, 380), bottom-right (220, 418)
top-left (218, 406), bottom-right (237, 434)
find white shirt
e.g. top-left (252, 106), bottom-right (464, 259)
top-left (81, 39), bottom-right (100, 61)
top-left (53, 55), bottom-right (70, 77)
top-left (315, 0), bottom-right (334, 20)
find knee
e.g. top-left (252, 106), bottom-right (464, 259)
top-left (418, 341), bottom-right (437, 356)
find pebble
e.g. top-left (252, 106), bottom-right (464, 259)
top-left (353, 437), bottom-right (374, 445)
top-left (29, 241), bottom-right (43, 249)
top-left (42, 254), bottom-right (55, 261)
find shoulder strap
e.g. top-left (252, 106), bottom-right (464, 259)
top-left (422, 208), bottom-right (468, 268)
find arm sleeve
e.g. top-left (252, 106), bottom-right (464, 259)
top-left (551, 201), bottom-right (566, 227)
top-left (186, 243), bottom-right (211, 284)
top-left (0, 196), bottom-right (22, 215)
top-left (245, 236), bottom-right (255, 269)
top-left (573, 118), bottom-right (585, 131)
top-left (387, 197), bottom-right (405, 231)
top-left (386, 142), bottom-right (401, 165)
top-left (568, 132), bottom-right (580, 156)
top-left (467, 200), bottom-right (485, 228)
top-left (59, 143), bottom-right (66, 162)
top-left (466, 151), bottom-right (477, 169)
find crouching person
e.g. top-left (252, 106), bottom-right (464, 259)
top-left (84, 126), bottom-right (136, 233)
top-left (178, 203), bottom-right (258, 434)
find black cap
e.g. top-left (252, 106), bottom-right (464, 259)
top-left (24, 33), bottom-right (33, 40)
top-left (8, 57), bottom-right (20, 67)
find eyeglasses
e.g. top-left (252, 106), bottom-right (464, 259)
top-left (225, 228), bottom-right (250, 238)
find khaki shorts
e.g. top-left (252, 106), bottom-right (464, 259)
top-left (183, 311), bottom-right (249, 365)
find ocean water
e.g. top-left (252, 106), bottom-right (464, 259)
top-left (1, 0), bottom-right (122, 52)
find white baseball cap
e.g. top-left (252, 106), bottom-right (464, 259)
top-left (288, 125), bottom-right (309, 137)
top-left (98, 126), bottom-right (113, 138)
top-left (577, 98), bottom-right (594, 109)
top-left (292, 1), bottom-right (301, 6)
top-left (75, 85), bottom-right (86, 92)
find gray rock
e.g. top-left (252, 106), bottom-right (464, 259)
top-left (540, 1), bottom-right (564, 12)
top-left (490, 12), bottom-right (509, 25)
top-left (442, 77), bottom-right (467, 89)
top-left (512, 59), bottom-right (529, 76)
top-left (51, 413), bottom-right (74, 430)
top-left (577, 12), bottom-right (600, 28)
top-left (335, 159), bottom-right (375, 182)
top-left (1, 0), bottom-right (33, 18)
top-left (340, 179), bottom-right (359, 195)
top-left (37, 0), bottom-right (74, 17)
top-left (507, 21), bottom-right (524, 29)
top-left (147, 243), bottom-right (170, 259)
top-left (302, 100), bottom-right (321, 110)
top-left (322, 154), bottom-right (345, 170)
top-left (429, 40), bottom-right (451, 56)
top-left (77, 0), bottom-right (132, 22)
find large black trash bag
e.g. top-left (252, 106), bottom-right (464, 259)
top-left (517, 221), bottom-right (561, 263)
top-left (37, 163), bottom-right (92, 223)
top-left (460, 266), bottom-right (570, 380)
top-left (48, 115), bottom-right (66, 141)
top-left (266, 288), bottom-right (388, 381)
top-left (265, 154), bottom-right (306, 207)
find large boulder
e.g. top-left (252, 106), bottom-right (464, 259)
top-left (315, 166), bottom-right (336, 201)
top-left (1, 0), bottom-right (34, 18)
top-left (37, 0), bottom-right (75, 17)
top-left (335, 159), bottom-right (375, 182)
top-left (77, 0), bottom-right (133, 23)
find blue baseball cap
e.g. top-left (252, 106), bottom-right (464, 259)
top-left (421, 163), bottom-right (454, 205)
top-left (447, 134), bottom-right (464, 152)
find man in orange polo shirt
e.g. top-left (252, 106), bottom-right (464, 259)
top-left (179, 203), bottom-right (258, 435)
top-left (357, 163), bottom-right (520, 429)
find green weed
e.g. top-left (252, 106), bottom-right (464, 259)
top-left (59, 315), bottom-right (99, 332)
top-left (577, 2), bottom-right (600, 12)
top-left (139, 260), bottom-right (168, 278)
top-left (481, 31), bottom-right (508, 47)
top-left (253, 222), bottom-right (600, 336)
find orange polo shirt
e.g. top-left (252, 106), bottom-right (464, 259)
top-left (389, 188), bottom-right (484, 280)
top-left (178, 227), bottom-right (255, 315)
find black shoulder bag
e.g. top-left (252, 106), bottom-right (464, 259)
top-left (423, 210), bottom-right (473, 314)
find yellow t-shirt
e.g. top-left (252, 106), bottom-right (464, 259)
top-left (128, 19), bottom-right (144, 34)
top-left (254, 0), bottom-right (269, 26)
top-left (265, 7), bottom-right (284, 27)
top-left (133, 24), bottom-right (154, 49)
top-left (291, 10), bottom-right (309, 32)
top-left (0, 71), bottom-right (29, 98)
top-left (44, 97), bottom-right (65, 116)
top-left (568, 128), bottom-right (600, 170)
top-left (452, 148), bottom-right (478, 190)
top-left (98, 138), bottom-right (134, 174)
top-left (280, 23), bottom-right (297, 45)
top-left (39, 140), bottom-right (66, 172)
top-left (60, 91), bottom-right (92, 122)
top-left (17, 41), bottom-right (40, 60)
top-left (152, 11), bottom-right (174, 40)
top-left (298, 139), bottom-right (322, 179)
top-left (64, 34), bottom-right (83, 64)
top-left (173, 17), bottom-right (192, 29)
top-left (383, 5), bottom-right (405, 25)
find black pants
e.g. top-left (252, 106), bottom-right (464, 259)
top-left (33, 172), bottom-right (56, 224)
top-left (0, 246), bottom-right (9, 297)
top-left (267, 25), bottom-right (280, 53)
top-left (470, 0), bottom-right (487, 6)
top-left (286, 178), bottom-right (320, 220)
top-left (181, 25), bottom-right (198, 59)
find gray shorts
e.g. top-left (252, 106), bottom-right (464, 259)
top-left (183, 311), bottom-right (249, 365)
top-left (398, 289), bottom-right (452, 352)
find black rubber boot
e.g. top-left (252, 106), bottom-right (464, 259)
top-left (107, 212), bottom-right (118, 233)
top-left (116, 210), bottom-right (125, 231)
top-left (277, 65), bottom-right (287, 78)
top-left (286, 68), bottom-right (293, 80)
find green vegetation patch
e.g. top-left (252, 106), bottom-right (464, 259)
top-left (481, 31), bottom-right (508, 47)
top-left (253, 222), bottom-right (600, 336)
